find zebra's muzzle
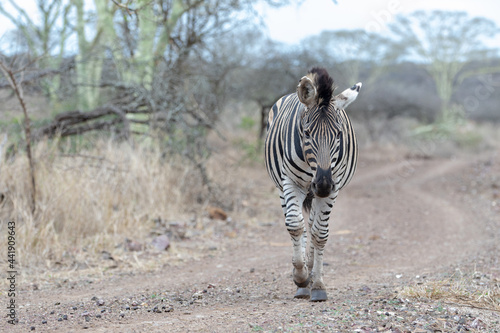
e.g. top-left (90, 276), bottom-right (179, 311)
top-left (311, 168), bottom-right (334, 198)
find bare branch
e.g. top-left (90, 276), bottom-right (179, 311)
top-left (0, 56), bottom-right (36, 214)
top-left (0, 60), bottom-right (74, 89)
top-left (111, 0), bottom-right (137, 16)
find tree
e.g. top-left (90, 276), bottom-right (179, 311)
top-left (224, 32), bottom-right (318, 138)
top-left (301, 30), bottom-right (400, 140)
top-left (389, 10), bottom-right (500, 122)
top-left (301, 29), bottom-right (398, 87)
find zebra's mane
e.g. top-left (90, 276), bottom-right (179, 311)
top-left (308, 67), bottom-right (335, 108)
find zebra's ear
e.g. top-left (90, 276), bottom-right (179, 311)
top-left (334, 82), bottom-right (362, 109)
top-left (297, 76), bottom-right (317, 108)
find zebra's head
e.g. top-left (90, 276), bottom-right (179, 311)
top-left (297, 67), bottom-right (361, 198)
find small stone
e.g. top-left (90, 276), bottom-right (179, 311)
top-left (96, 314), bottom-right (102, 318)
top-left (85, 316), bottom-right (91, 322)
top-left (359, 285), bottom-right (371, 293)
top-left (125, 239), bottom-right (143, 252)
top-left (97, 299), bottom-right (105, 306)
top-left (30, 326), bottom-right (35, 331)
top-left (471, 318), bottom-right (485, 329)
top-left (206, 206), bottom-right (228, 220)
top-left (58, 318), bottom-right (63, 322)
top-left (250, 268), bottom-right (255, 273)
top-left (63, 314), bottom-right (68, 320)
top-left (101, 250), bottom-right (114, 260)
top-left (151, 235), bottom-right (170, 251)
top-left (72, 306), bottom-right (78, 310)
top-left (42, 320), bottom-right (47, 324)
top-left (119, 313), bottom-right (125, 318)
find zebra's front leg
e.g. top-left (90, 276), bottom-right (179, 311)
top-left (308, 195), bottom-right (336, 302)
top-left (281, 181), bottom-right (309, 299)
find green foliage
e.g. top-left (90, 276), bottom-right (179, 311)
top-left (233, 138), bottom-right (263, 164)
top-left (239, 116), bottom-right (256, 131)
top-left (454, 130), bottom-right (483, 148)
top-left (412, 116), bottom-right (484, 150)
top-left (233, 115), bottom-right (263, 164)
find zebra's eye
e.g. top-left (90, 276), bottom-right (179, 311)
top-left (304, 129), bottom-right (310, 138)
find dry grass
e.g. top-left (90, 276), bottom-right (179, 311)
top-left (400, 271), bottom-right (500, 312)
top-left (0, 137), bottom-right (253, 277)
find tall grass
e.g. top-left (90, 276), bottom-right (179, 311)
top-left (0, 138), bottom-right (221, 274)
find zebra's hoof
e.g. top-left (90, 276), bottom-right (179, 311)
top-left (310, 289), bottom-right (328, 302)
top-left (294, 287), bottom-right (310, 299)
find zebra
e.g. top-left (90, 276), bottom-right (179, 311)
top-left (264, 67), bottom-right (361, 302)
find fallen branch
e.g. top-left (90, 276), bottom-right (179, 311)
top-left (33, 104), bottom-right (137, 141)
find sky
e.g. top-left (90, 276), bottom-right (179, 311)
top-left (257, 0), bottom-right (500, 46)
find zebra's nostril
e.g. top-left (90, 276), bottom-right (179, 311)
top-left (311, 180), bottom-right (333, 198)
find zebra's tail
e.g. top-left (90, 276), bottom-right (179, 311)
top-left (303, 191), bottom-right (314, 212)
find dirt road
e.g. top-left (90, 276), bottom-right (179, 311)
top-left (11, 149), bottom-right (500, 332)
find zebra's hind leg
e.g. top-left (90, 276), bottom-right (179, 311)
top-left (306, 203), bottom-right (316, 276)
top-left (309, 245), bottom-right (328, 302)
